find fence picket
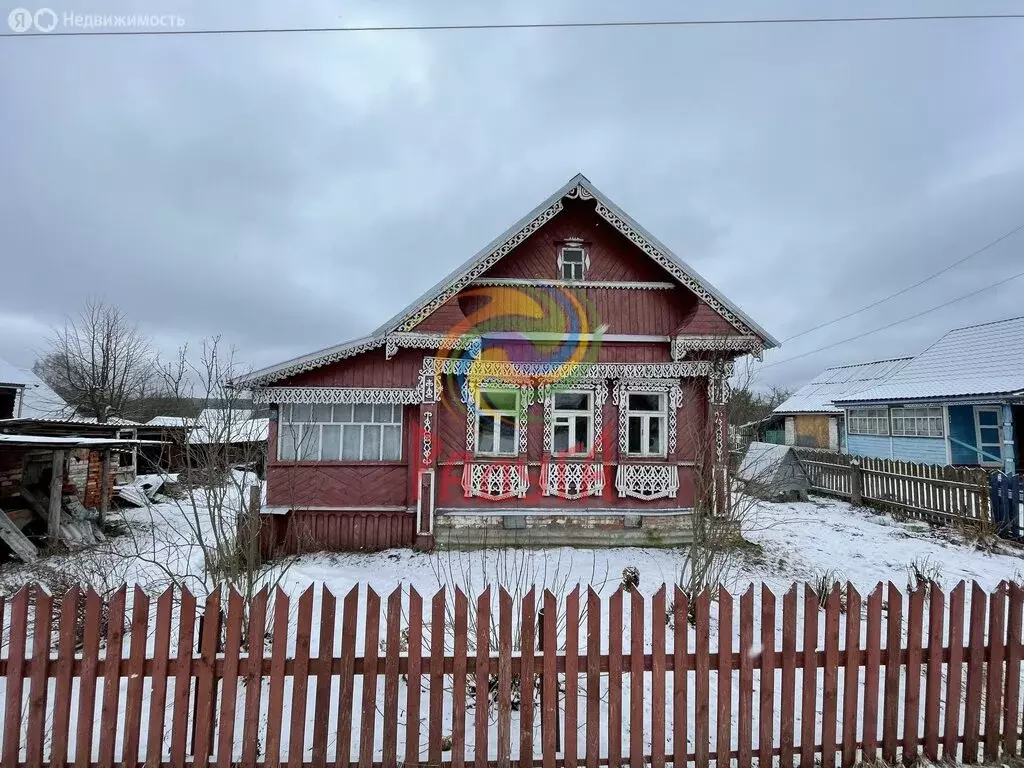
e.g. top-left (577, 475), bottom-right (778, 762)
top-left (630, 588), bottom-right (645, 768)
top-left (565, 586), bottom-right (580, 768)
top-left (608, 589), bottom-right (623, 768)
top-left (718, 588), bottom-right (733, 768)
top-left (759, 586), bottom-right (777, 768)
top-left (427, 588), bottom-right (445, 768)
top-left (1004, 582), bottom-right (1023, 757)
top-left (821, 587), bottom-right (840, 768)
top-left (521, 588), bottom-right (537, 768)
top-left (498, 588), bottom-right (513, 768)
top-left (882, 583), bottom-right (902, 764)
top-left (651, 586), bottom-right (666, 768)
top-left (193, 589), bottom-right (221, 768)
top-left (51, 588), bottom-right (77, 768)
top-left (218, 590), bottom-right (243, 768)
top-left (862, 584), bottom-right (882, 763)
top-left (452, 590), bottom-right (468, 768)
top-left (903, 585), bottom-right (924, 760)
top-left (98, 587), bottom-right (127, 768)
top-left (673, 587), bottom-right (689, 768)
top-left (841, 585), bottom-right (861, 768)
top-left (77, 589), bottom-right (103, 768)
top-left (694, 589), bottom-right (711, 768)
top-left (359, 588), bottom-right (382, 768)
top-left (923, 583), bottom-right (943, 763)
top-left (336, 587), bottom-right (359, 768)
top-left (475, 588), bottom-right (492, 768)
top-left (241, 589), bottom-right (268, 768)
top-left (383, 587), bottom-right (402, 768)
top-left (122, 588), bottom-right (149, 768)
top-left (800, 586), bottom-right (819, 768)
top-left (542, 590), bottom-right (558, 768)
top-left (406, 588), bottom-right (424, 768)
top-left (963, 582), bottom-right (987, 762)
top-left (289, 587), bottom-right (315, 768)
top-left (146, 588), bottom-right (174, 768)
top-left (312, 588), bottom-right (336, 768)
top-left (738, 586), bottom-right (754, 768)
top-left (26, 587), bottom-right (53, 768)
top-left (779, 586), bottom-right (797, 768)
top-left (2, 588), bottom-right (27, 768)
top-left (942, 582), bottom-right (966, 762)
top-left (264, 589), bottom-right (290, 767)
top-left (984, 583), bottom-right (1007, 762)
top-left (586, 588), bottom-right (600, 768)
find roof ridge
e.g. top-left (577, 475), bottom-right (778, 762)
top-left (943, 314), bottom-right (1024, 334)
top-left (823, 356), bottom-right (915, 371)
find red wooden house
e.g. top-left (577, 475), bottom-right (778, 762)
top-left (242, 174), bottom-right (777, 553)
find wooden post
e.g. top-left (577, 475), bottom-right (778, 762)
top-left (48, 449), bottom-right (65, 544)
top-left (850, 458), bottom-right (863, 506)
top-left (98, 449), bottom-right (112, 528)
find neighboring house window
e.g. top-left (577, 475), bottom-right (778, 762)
top-left (847, 408), bottom-right (889, 436)
top-left (974, 406), bottom-right (1003, 466)
top-left (551, 391), bottom-right (594, 455)
top-left (278, 403), bottom-right (402, 461)
top-left (891, 406), bottom-right (944, 437)
top-left (624, 392), bottom-right (667, 457)
top-left (476, 389), bottom-right (519, 456)
top-left (558, 244), bottom-right (588, 280)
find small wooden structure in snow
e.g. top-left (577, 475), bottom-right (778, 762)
top-left (737, 442), bottom-right (810, 501)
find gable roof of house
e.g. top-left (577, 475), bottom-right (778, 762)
top-left (239, 173), bottom-right (777, 386)
top-left (774, 357), bottom-right (912, 414)
top-left (835, 316), bottom-right (1024, 404)
top-left (0, 356), bottom-right (71, 420)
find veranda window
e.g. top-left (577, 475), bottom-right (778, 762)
top-left (891, 406), bottom-right (943, 437)
top-left (552, 391), bottom-right (594, 455)
top-left (278, 403), bottom-right (402, 461)
top-left (624, 392), bottom-right (667, 457)
top-left (476, 389), bottom-right (519, 456)
top-left (847, 408), bottom-right (889, 436)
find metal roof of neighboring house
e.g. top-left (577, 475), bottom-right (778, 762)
top-left (0, 357), bottom-right (71, 420)
top-left (188, 409), bottom-right (268, 445)
top-left (238, 173), bottom-right (777, 386)
top-left (0, 434), bottom-right (162, 449)
top-left (145, 415), bottom-right (195, 427)
top-left (774, 357), bottom-right (913, 414)
top-left (835, 316), bottom-right (1024, 404)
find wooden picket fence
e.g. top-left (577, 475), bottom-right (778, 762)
top-left (0, 580), bottom-right (1022, 768)
top-left (791, 448), bottom-right (992, 526)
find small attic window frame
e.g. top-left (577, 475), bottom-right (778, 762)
top-left (557, 239), bottom-right (589, 281)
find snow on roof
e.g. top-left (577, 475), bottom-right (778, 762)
top-left (0, 434), bottom-right (160, 448)
top-left (188, 409), bottom-right (268, 445)
top-left (145, 415), bottom-right (195, 427)
top-left (836, 316), bottom-right (1024, 404)
top-left (774, 357), bottom-right (912, 414)
top-left (0, 356), bottom-right (71, 419)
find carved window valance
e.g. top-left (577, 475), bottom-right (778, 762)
top-left (253, 387), bottom-right (420, 405)
top-left (615, 464), bottom-right (679, 501)
top-left (671, 335), bottom-right (764, 361)
top-left (539, 461), bottom-right (605, 500)
top-left (385, 332), bottom-right (482, 360)
top-left (461, 463), bottom-right (530, 501)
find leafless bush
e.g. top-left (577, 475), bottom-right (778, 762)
top-left (906, 556), bottom-right (943, 593)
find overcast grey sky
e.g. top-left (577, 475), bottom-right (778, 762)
top-left (2, 0), bottom-right (1022, 391)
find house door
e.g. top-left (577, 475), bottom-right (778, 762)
top-left (974, 406), bottom-right (1003, 467)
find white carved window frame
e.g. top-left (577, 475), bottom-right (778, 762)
top-left (472, 387), bottom-right (521, 457)
top-left (613, 379), bottom-right (683, 455)
top-left (542, 380), bottom-right (608, 455)
top-left (556, 239), bottom-right (590, 281)
top-left (549, 389), bottom-right (594, 456)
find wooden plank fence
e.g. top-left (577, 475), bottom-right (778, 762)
top-left (791, 448), bottom-right (992, 526)
top-left (991, 472), bottom-right (1024, 541)
top-left (0, 581), bottom-right (1022, 767)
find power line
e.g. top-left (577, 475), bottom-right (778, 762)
top-left (781, 219), bottom-right (1024, 343)
top-left (761, 266), bottom-right (1024, 369)
top-left (3, 13), bottom-right (1024, 38)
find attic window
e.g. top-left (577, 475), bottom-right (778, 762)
top-left (558, 242), bottom-right (588, 280)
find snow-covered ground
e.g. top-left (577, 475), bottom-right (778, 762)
top-left (0, 492), bottom-right (1020, 765)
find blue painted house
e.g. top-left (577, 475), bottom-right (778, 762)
top-left (834, 316), bottom-right (1023, 474)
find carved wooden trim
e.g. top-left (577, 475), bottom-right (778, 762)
top-left (539, 461), bottom-right (605, 499)
top-left (671, 334), bottom-right (764, 361)
top-left (461, 463), bottom-right (530, 501)
top-left (253, 386), bottom-right (420, 405)
top-left (471, 278), bottom-right (674, 290)
top-left (615, 464), bottom-right (679, 500)
top-left (385, 332), bottom-right (482, 360)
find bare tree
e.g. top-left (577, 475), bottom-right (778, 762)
top-left (35, 298), bottom-right (155, 422)
top-left (728, 355), bottom-right (790, 427)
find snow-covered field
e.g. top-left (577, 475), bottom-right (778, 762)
top-left (0, 492), bottom-right (1021, 765)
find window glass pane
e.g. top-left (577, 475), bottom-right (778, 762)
top-left (373, 404), bottom-right (392, 423)
top-left (354, 404), bottom-right (373, 423)
top-left (498, 417), bottom-right (516, 454)
top-left (562, 248), bottom-right (584, 262)
top-left (978, 410), bottom-right (999, 426)
top-left (363, 425), bottom-right (382, 460)
top-left (391, 404), bottom-right (403, 423)
top-left (299, 425), bottom-right (320, 460)
top-left (628, 393), bottom-right (661, 412)
top-left (573, 416), bottom-right (590, 452)
top-left (342, 425), bottom-right (361, 459)
top-left (292, 404), bottom-right (311, 423)
top-left (481, 390), bottom-right (517, 411)
top-left (382, 425), bottom-right (401, 460)
top-left (313, 404), bottom-right (333, 423)
top-left (649, 417), bottom-right (663, 454)
top-left (334, 404), bottom-right (353, 422)
top-left (279, 427), bottom-right (298, 460)
top-left (627, 417), bottom-right (642, 453)
top-left (553, 424), bottom-right (569, 453)
top-left (478, 415), bottom-right (496, 453)
top-left (555, 392), bottom-right (589, 410)
top-left (321, 425), bottom-right (341, 460)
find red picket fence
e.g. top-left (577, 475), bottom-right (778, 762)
top-left (0, 580), bottom-right (1021, 767)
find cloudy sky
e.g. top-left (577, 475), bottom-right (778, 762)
top-left (2, 0), bottom-right (1023, 392)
